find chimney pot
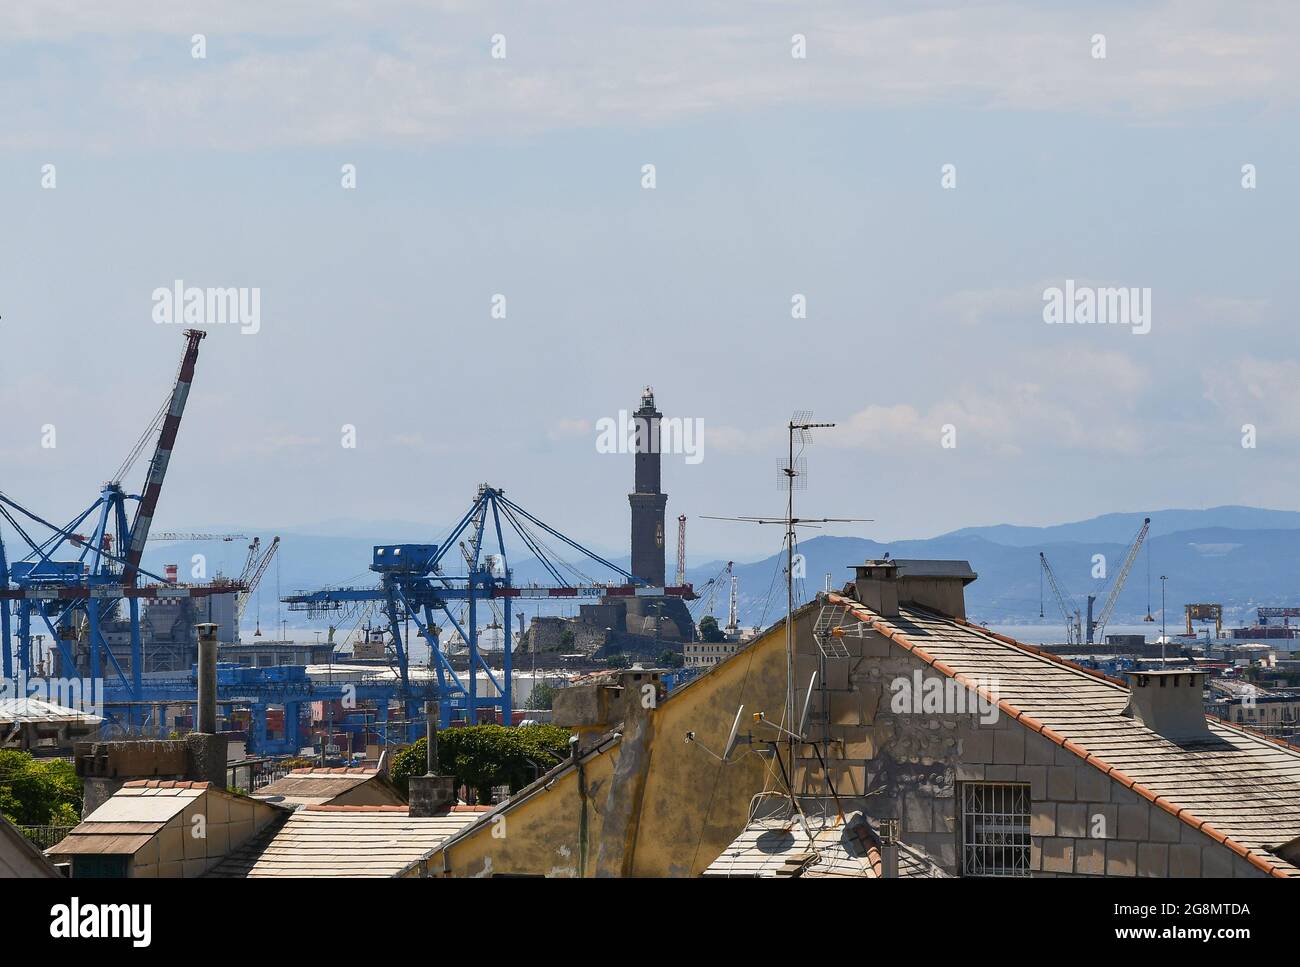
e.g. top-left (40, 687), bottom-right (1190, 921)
top-left (1124, 670), bottom-right (1211, 742)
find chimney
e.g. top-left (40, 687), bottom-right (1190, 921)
top-left (186, 622), bottom-right (227, 787)
top-left (165, 563), bottom-right (179, 583)
top-left (850, 559), bottom-right (978, 619)
top-left (409, 701), bottom-right (457, 816)
top-left (852, 561), bottom-right (899, 617)
top-left (195, 623), bottom-right (218, 734)
top-left (1123, 670), bottom-right (1211, 742)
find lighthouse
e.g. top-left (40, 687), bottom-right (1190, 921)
top-left (628, 386), bottom-right (668, 587)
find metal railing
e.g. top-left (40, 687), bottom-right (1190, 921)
top-left (19, 825), bottom-right (74, 850)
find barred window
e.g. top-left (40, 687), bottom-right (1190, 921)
top-left (960, 782), bottom-right (1031, 877)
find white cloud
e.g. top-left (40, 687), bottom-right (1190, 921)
top-left (1203, 357), bottom-right (1300, 439)
top-left (546, 418), bottom-right (592, 442)
top-left (5, 1), bottom-right (1299, 150)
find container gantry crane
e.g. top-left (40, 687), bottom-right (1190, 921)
top-left (0, 330), bottom-right (243, 728)
top-left (283, 484), bottom-right (695, 728)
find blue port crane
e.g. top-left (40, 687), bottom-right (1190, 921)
top-left (283, 484), bottom-right (696, 728)
top-left (0, 330), bottom-right (243, 726)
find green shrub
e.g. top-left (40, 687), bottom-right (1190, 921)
top-left (390, 724), bottom-right (572, 804)
top-left (0, 750), bottom-right (83, 827)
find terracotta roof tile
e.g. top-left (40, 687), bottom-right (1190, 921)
top-left (828, 593), bottom-right (1300, 878)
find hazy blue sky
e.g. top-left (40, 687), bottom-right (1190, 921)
top-left (2, 1), bottom-right (1298, 560)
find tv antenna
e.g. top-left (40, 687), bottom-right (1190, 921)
top-left (700, 412), bottom-right (870, 816)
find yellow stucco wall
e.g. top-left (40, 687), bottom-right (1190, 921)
top-left (423, 608), bottom-right (814, 877)
top-left (129, 792), bottom-right (283, 878)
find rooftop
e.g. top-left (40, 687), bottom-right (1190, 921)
top-left (829, 592), bottom-right (1300, 877)
top-left (0, 697), bottom-right (104, 725)
top-left (253, 767), bottom-right (398, 808)
top-left (205, 804), bottom-right (489, 878)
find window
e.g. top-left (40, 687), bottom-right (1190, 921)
top-left (960, 783), bottom-right (1030, 877)
top-left (72, 854), bottom-right (130, 878)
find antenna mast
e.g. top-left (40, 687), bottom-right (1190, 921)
top-left (785, 415), bottom-right (835, 779)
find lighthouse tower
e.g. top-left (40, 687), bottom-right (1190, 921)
top-left (628, 386), bottom-right (668, 587)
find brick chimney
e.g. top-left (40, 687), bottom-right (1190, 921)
top-left (1123, 670), bottom-right (1211, 742)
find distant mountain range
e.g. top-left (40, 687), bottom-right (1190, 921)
top-left (144, 505), bottom-right (1300, 636)
top-left (712, 506), bottom-right (1300, 630)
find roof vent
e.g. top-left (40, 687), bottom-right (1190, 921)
top-left (1123, 670), bottom-right (1211, 742)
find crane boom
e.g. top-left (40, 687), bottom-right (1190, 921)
top-left (238, 537), bottom-right (261, 585)
top-left (236, 536), bottom-right (279, 622)
top-left (1039, 552), bottom-right (1081, 646)
top-left (121, 329), bottom-right (207, 586)
top-left (152, 532), bottom-right (247, 542)
top-left (1092, 517), bottom-right (1151, 643)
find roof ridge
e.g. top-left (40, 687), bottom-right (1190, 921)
top-left (951, 611), bottom-right (1300, 755)
top-left (828, 592), bottom-right (1291, 879)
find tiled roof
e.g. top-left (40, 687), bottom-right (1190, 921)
top-left (253, 768), bottom-right (403, 808)
top-left (48, 783), bottom-right (290, 857)
top-left (0, 697), bottom-right (104, 724)
top-left (203, 808), bottom-right (480, 877)
top-left (703, 812), bottom-right (950, 878)
top-left (829, 593), bottom-right (1300, 878)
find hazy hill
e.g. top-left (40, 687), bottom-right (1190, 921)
top-left (141, 507), bottom-right (1300, 636)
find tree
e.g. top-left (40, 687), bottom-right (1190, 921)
top-left (527, 683), bottom-right (557, 710)
top-left (389, 724), bottom-right (572, 804)
top-left (657, 650), bottom-right (683, 669)
top-left (698, 615), bottom-right (727, 643)
top-left (0, 750), bottom-right (83, 827)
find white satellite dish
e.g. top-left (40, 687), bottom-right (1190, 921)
top-left (722, 704), bottom-right (745, 760)
top-left (798, 670), bottom-right (818, 739)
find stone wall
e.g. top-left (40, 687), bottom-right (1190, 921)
top-left (791, 625), bottom-right (1268, 878)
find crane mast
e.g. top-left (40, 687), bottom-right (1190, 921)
top-left (121, 328), bottom-right (207, 585)
top-left (237, 536), bottom-right (280, 623)
top-left (675, 514), bottom-right (687, 586)
top-left (1091, 517), bottom-right (1151, 643)
top-left (1039, 552), bottom-right (1082, 646)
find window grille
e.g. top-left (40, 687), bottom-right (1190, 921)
top-left (960, 782), bottom-right (1030, 876)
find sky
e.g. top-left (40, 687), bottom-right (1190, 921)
top-left (1, 1), bottom-right (1298, 562)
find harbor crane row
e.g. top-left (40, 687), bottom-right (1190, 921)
top-left (1039, 516), bottom-right (1151, 645)
top-left (283, 484), bottom-right (695, 728)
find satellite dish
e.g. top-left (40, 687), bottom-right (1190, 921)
top-left (722, 704), bottom-right (745, 760)
top-left (798, 670), bottom-right (819, 739)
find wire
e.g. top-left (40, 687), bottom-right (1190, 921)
top-left (111, 392), bottom-right (170, 485)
